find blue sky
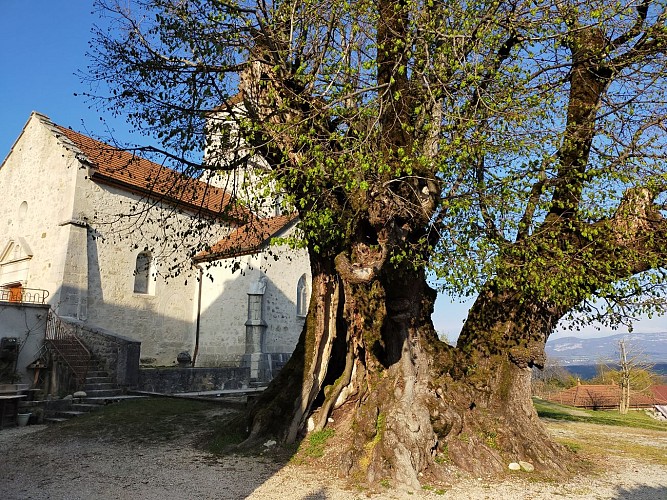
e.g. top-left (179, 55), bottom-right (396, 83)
top-left (0, 2), bottom-right (131, 156)
top-left (1, 1), bottom-right (665, 341)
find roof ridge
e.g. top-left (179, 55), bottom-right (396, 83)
top-left (194, 212), bottom-right (298, 262)
top-left (32, 112), bottom-right (92, 165)
top-left (35, 115), bottom-right (250, 223)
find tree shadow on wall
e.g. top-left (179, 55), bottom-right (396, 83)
top-left (197, 259), bottom-right (305, 370)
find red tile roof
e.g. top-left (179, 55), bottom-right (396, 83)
top-left (548, 384), bottom-right (667, 409)
top-left (651, 385), bottom-right (667, 403)
top-left (212, 93), bottom-right (245, 112)
top-left (53, 124), bottom-right (249, 223)
top-left (194, 213), bottom-right (297, 261)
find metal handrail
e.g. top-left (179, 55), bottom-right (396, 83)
top-left (0, 287), bottom-right (49, 304)
top-left (44, 310), bottom-right (91, 388)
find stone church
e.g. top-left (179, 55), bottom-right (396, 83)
top-left (0, 112), bottom-right (310, 381)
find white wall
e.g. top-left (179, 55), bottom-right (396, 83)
top-left (204, 110), bottom-right (279, 217)
top-left (72, 166), bottom-right (233, 366)
top-left (196, 230), bottom-right (310, 366)
top-left (0, 113), bottom-right (232, 366)
top-left (0, 113), bottom-right (80, 308)
top-left (1, 112), bottom-right (310, 370)
top-left (0, 303), bottom-right (49, 384)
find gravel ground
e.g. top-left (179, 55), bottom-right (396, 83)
top-left (1, 421), bottom-right (666, 499)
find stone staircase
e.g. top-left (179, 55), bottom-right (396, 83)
top-left (46, 337), bottom-right (92, 389)
top-left (44, 311), bottom-right (93, 389)
top-left (42, 366), bottom-right (147, 424)
top-left (83, 368), bottom-right (123, 399)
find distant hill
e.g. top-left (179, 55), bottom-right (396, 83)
top-left (545, 332), bottom-right (667, 365)
top-left (563, 363), bottom-right (667, 379)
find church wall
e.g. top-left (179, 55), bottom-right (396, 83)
top-left (1, 113), bottom-right (233, 367)
top-left (261, 244), bottom-right (310, 355)
top-left (205, 111), bottom-right (279, 217)
top-left (76, 179), bottom-right (230, 367)
top-left (0, 114), bottom-right (81, 309)
top-left (196, 253), bottom-right (259, 366)
top-left (2, 112), bottom-right (310, 372)
top-left (196, 232), bottom-right (310, 367)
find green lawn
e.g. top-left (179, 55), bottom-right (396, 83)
top-left (533, 397), bottom-right (667, 432)
top-left (44, 397), bottom-right (230, 443)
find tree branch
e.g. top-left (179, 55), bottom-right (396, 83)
top-left (516, 165), bottom-right (552, 242)
top-left (476, 156), bottom-right (506, 243)
top-left (609, 0), bottom-right (651, 50)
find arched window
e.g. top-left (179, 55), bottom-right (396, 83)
top-left (296, 274), bottom-right (308, 317)
top-left (18, 201), bottom-right (28, 221)
top-left (133, 252), bottom-right (154, 295)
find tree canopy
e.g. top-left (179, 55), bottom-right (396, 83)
top-left (89, 0), bottom-right (667, 326)
top-left (87, 0), bottom-right (667, 483)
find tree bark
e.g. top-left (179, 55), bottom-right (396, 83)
top-left (445, 283), bottom-right (568, 472)
top-left (619, 340), bottom-right (630, 415)
top-left (243, 255), bottom-right (570, 487)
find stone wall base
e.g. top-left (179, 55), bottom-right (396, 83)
top-left (137, 367), bottom-right (251, 394)
top-left (241, 352), bottom-right (291, 383)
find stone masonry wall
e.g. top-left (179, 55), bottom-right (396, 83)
top-left (77, 180), bottom-right (230, 366)
top-left (70, 320), bottom-right (141, 388)
top-left (196, 228), bottom-right (310, 367)
top-left (0, 114), bottom-right (81, 308)
top-left (137, 366), bottom-right (250, 393)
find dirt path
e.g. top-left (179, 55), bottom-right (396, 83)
top-left (1, 420), bottom-right (666, 499)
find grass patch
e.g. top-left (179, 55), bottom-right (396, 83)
top-left (536, 398), bottom-right (667, 466)
top-left (422, 485), bottom-right (448, 495)
top-left (303, 428), bottom-right (335, 458)
top-left (561, 441), bottom-right (582, 453)
top-left (45, 397), bottom-right (233, 444)
top-left (207, 414), bottom-right (249, 454)
top-left (552, 430), bottom-right (667, 467)
top-left (434, 445), bottom-right (450, 464)
top-left (533, 398), bottom-right (667, 432)
top-left (481, 430), bottom-right (499, 449)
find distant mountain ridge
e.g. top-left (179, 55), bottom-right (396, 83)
top-left (545, 332), bottom-right (667, 365)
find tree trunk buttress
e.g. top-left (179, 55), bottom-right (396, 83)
top-left (244, 266), bottom-right (568, 486)
top-left (243, 255), bottom-right (343, 445)
top-left (315, 263), bottom-right (446, 489)
top-left (446, 284), bottom-right (568, 472)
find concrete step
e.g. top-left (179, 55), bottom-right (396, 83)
top-left (86, 371), bottom-right (110, 378)
top-left (85, 376), bottom-right (113, 384)
top-left (84, 389), bottom-right (123, 398)
top-left (84, 383), bottom-right (116, 391)
top-left (53, 410), bottom-right (87, 419)
top-left (44, 417), bottom-right (68, 424)
top-left (83, 395), bottom-right (149, 405)
top-left (43, 396), bottom-right (147, 425)
top-left (72, 403), bottom-right (102, 413)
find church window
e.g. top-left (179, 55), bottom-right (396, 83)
top-left (133, 252), bottom-right (154, 295)
top-left (18, 201), bottom-right (28, 221)
top-left (296, 274), bottom-right (308, 317)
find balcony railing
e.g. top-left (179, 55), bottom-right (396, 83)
top-left (0, 287), bottom-right (49, 304)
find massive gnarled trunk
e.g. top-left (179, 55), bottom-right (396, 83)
top-left (244, 250), bottom-right (569, 487)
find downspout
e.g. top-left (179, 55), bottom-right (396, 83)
top-left (192, 264), bottom-right (203, 367)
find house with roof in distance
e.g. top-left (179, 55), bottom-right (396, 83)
top-left (547, 382), bottom-right (667, 411)
top-left (0, 111), bottom-right (310, 388)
